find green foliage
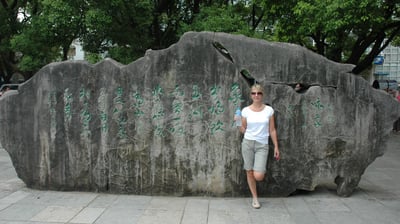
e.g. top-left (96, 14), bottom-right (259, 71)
top-left (263, 0), bottom-right (400, 73)
top-left (10, 27), bottom-right (61, 72)
top-left (393, 36), bottom-right (400, 47)
top-left (81, 0), bottom-right (154, 63)
top-left (179, 4), bottom-right (250, 34)
top-left (107, 46), bottom-right (142, 65)
top-left (81, 8), bottom-right (113, 52)
top-left (0, 0), bottom-right (28, 82)
top-left (10, 0), bottom-right (86, 72)
top-left (84, 52), bottom-right (104, 64)
top-left (1, 0), bottom-right (399, 81)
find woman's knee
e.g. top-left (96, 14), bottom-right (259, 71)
top-left (246, 170), bottom-right (265, 181)
top-left (253, 172), bottom-right (265, 181)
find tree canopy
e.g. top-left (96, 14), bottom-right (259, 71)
top-left (266, 0), bottom-right (400, 74)
top-left (1, 0), bottom-right (399, 83)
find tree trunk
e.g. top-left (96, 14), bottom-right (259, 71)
top-left (352, 33), bottom-right (386, 74)
top-left (0, 53), bottom-right (16, 83)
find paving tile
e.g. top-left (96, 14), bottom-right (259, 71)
top-left (209, 198), bottom-right (249, 211)
top-left (283, 197), bottom-right (322, 224)
top-left (314, 211), bottom-right (365, 224)
top-left (0, 203), bottom-right (46, 221)
top-left (0, 178), bottom-right (25, 192)
top-left (0, 190), bottom-right (30, 204)
top-left (378, 198), bottom-right (400, 212)
top-left (184, 198), bottom-right (209, 212)
top-left (283, 197), bottom-right (312, 213)
top-left (88, 193), bottom-right (118, 208)
top-left (208, 208), bottom-right (250, 224)
top-left (181, 198), bottom-right (209, 224)
top-left (70, 207), bottom-right (106, 224)
top-left (0, 203), bottom-right (9, 211)
top-left (342, 197), bottom-right (400, 223)
top-left (353, 209), bottom-right (400, 224)
top-left (250, 212), bottom-right (296, 224)
top-left (135, 197), bottom-right (188, 224)
top-left (137, 209), bottom-right (183, 224)
top-left (30, 206), bottom-right (83, 223)
top-left (93, 206), bottom-right (144, 224)
top-left (287, 212), bottom-right (321, 224)
top-left (111, 195), bottom-right (152, 209)
top-left (305, 198), bottom-right (351, 213)
top-left (146, 197), bottom-right (187, 210)
top-left (18, 190), bottom-right (98, 207)
top-left (257, 198), bottom-right (287, 211)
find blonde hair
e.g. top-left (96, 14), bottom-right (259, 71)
top-left (251, 84), bottom-right (264, 94)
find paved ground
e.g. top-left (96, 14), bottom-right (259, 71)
top-left (0, 134), bottom-right (399, 224)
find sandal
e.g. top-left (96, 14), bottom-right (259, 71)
top-left (252, 200), bottom-right (261, 209)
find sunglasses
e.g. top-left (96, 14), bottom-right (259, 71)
top-left (251, 92), bottom-right (263, 96)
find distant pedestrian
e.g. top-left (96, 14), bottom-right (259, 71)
top-left (394, 90), bottom-right (400, 132)
top-left (0, 86), bottom-right (10, 97)
top-left (235, 84), bottom-right (280, 209)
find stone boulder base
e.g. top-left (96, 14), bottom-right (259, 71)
top-left (1, 32), bottom-right (399, 197)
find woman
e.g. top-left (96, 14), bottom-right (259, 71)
top-left (238, 84), bottom-right (280, 209)
top-left (393, 90), bottom-right (400, 132)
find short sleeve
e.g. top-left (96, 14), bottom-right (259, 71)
top-left (241, 107), bottom-right (249, 118)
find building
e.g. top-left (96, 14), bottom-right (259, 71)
top-left (67, 40), bottom-right (85, 60)
top-left (374, 44), bottom-right (400, 89)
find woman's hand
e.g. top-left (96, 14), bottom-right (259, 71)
top-left (274, 147), bottom-right (280, 161)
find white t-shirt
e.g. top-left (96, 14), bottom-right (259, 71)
top-left (242, 105), bottom-right (274, 145)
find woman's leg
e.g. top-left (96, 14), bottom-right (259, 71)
top-left (246, 170), bottom-right (257, 199)
top-left (247, 170), bottom-right (265, 208)
top-left (247, 170), bottom-right (265, 198)
top-left (253, 171), bottom-right (265, 181)
top-left (242, 139), bottom-right (264, 208)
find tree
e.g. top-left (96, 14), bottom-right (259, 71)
top-left (81, 0), bottom-right (154, 64)
top-left (0, 0), bottom-right (29, 83)
top-left (179, 4), bottom-right (249, 34)
top-left (10, 0), bottom-right (86, 77)
top-left (3, 0), bottom-right (400, 81)
top-left (262, 0), bottom-right (400, 74)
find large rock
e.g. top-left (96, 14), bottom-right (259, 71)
top-left (1, 32), bottom-right (399, 197)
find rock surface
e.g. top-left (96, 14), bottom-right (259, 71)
top-left (1, 32), bottom-right (399, 197)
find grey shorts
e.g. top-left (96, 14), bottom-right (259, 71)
top-left (241, 138), bottom-right (269, 173)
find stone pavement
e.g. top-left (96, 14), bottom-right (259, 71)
top-left (0, 134), bottom-right (399, 224)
